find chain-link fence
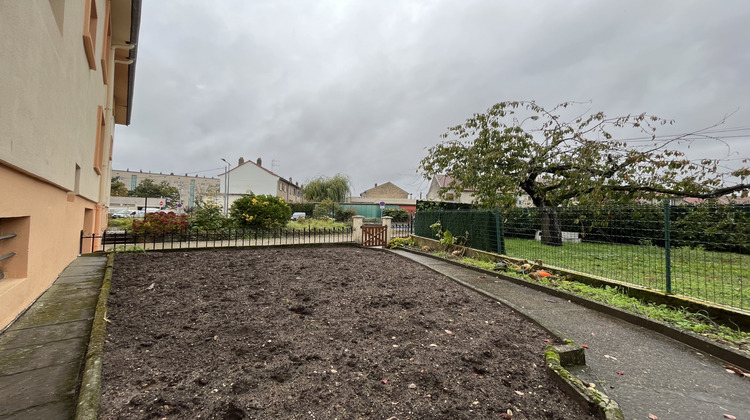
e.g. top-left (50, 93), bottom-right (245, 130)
top-left (416, 202), bottom-right (750, 311)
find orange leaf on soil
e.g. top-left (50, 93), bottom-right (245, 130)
top-left (648, 414), bottom-right (658, 420)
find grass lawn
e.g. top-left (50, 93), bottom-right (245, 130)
top-left (504, 238), bottom-right (750, 311)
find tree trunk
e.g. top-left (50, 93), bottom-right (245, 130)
top-left (540, 205), bottom-right (563, 246)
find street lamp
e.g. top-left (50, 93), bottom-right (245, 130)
top-left (221, 158), bottom-right (232, 216)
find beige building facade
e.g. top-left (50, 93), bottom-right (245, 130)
top-left (111, 169), bottom-right (220, 210)
top-left (0, 0), bottom-right (142, 329)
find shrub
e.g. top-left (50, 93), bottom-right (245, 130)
top-left (383, 208), bottom-right (410, 222)
top-left (387, 237), bottom-right (416, 249)
top-left (190, 201), bottom-right (227, 230)
top-left (313, 199), bottom-right (338, 219)
top-left (230, 194), bottom-right (292, 229)
top-left (314, 199), bottom-right (357, 222)
top-left (132, 212), bottom-right (189, 235)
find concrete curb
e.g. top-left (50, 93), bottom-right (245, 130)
top-left (545, 345), bottom-right (624, 420)
top-left (396, 247), bottom-right (750, 371)
top-left (388, 249), bottom-right (622, 419)
top-left (74, 252), bottom-right (114, 420)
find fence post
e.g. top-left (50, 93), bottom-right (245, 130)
top-left (494, 207), bottom-right (505, 255)
top-left (352, 215), bottom-right (364, 244)
top-left (664, 199), bottom-right (672, 294)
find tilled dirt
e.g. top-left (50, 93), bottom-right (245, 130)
top-left (99, 246), bottom-right (595, 419)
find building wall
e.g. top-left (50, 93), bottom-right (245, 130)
top-left (111, 169), bottom-right (220, 209)
top-left (0, 0), bottom-right (138, 330)
top-left (360, 182), bottom-right (409, 199)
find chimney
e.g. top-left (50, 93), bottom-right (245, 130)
top-left (256, 157), bottom-right (262, 166)
top-left (375, 183), bottom-right (378, 187)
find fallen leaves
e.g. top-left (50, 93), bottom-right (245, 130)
top-left (616, 371), bottom-right (624, 375)
top-left (648, 414), bottom-right (658, 419)
top-left (723, 414), bottom-right (737, 419)
top-left (722, 364), bottom-right (750, 378)
top-left (604, 354), bottom-right (618, 361)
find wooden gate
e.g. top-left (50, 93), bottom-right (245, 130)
top-left (362, 225), bottom-right (387, 247)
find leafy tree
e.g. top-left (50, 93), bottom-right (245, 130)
top-left (129, 178), bottom-right (180, 204)
top-left (420, 101), bottom-right (749, 246)
top-left (302, 174), bottom-right (352, 202)
top-left (229, 194), bottom-right (292, 229)
top-left (110, 176), bottom-right (128, 196)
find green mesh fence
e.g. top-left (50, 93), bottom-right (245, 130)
top-left (416, 202), bottom-right (750, 311)
top-left (415, 210), bottom-right (501, 254)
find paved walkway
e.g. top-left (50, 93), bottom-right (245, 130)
top-left (392, 249), bottom-right (750, 420)
top-left (0, 255), bottom-right (108, 420)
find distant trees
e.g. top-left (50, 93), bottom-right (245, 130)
top-left (302, 174), bottom-right (352, 202)
top-left (128, 179), bottom-right (180, 204)
top-left (110, 176), bottom-right (128, 196)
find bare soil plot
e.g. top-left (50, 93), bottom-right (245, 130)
top-left (100, 247), bottom-right (595, 419)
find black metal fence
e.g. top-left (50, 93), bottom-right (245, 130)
top-left (416, 202), bottom-right (750, 312)
top-left (80, 226), bottom-right (354, 253)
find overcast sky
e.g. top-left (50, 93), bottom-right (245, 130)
top-left (114, 0), bottom-right (750, 199)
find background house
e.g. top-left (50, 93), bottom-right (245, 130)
top-left (0, 0), bottom-right (142, 329)
top-left (426, 175), bottom-right (477, 204)
top-left (218, 158), bottom-right (303, 212)
top-left (111, 169), bottom-right (220, 210)
top-left (359, 182), bottom-right (409, 199)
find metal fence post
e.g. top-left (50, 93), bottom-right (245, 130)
top-left (664, 199), bottom-right (672, 294)
top-left (494, 207), bottom-right (505, 255)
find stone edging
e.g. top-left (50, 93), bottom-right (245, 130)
top-left (545, 345), bottom-right (624, 420)
top-left (74, 252), bottom-right (114, 420)
top-left (387, 248), bottom-right (624, 419)
top-left (397, 244), bottom-right (750, 371)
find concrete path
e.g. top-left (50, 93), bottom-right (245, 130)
top-left (392, 249), bottom-right (750, 420)
top-left (0, 255), bottom-right (108, 420)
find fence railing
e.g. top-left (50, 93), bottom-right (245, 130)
top-left (80, 226), bottom-right (355, 253)
top-left (416, 202), bottom-right (750, 312)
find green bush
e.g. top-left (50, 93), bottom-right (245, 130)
top-left (190, 201), bottom-right (227, 230)
top-left (107, 217), bottom-right (133, 230)
top-left (230, 194), bottom-right (292, 229)
top-left (387, 237), bottom-right (416, 249)
top-left (383, 208), bottom-right (409, 222)
top-left (313, 199), bottom-right (357, 222)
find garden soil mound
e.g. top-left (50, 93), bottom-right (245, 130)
top-left (100, 247), bottom-right (596, 419)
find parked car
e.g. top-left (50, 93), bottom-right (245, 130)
top-left (111, 209), bottom-right (135, 219)
top-left (291, 212), bottom-right (306, 221)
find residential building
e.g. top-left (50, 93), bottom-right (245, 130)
top-left (359, 182), bottom-right (410, 199)
top-left (426, 175), bottom-right (537, 207)
top-left (218, 158), bottom-right (303, 212)
top-left (111, 169), bottom-right (220, 210)
top-left (0, 0), bottom-right (142, 329)
top-left (426, 175), bottom-right (477, 204)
